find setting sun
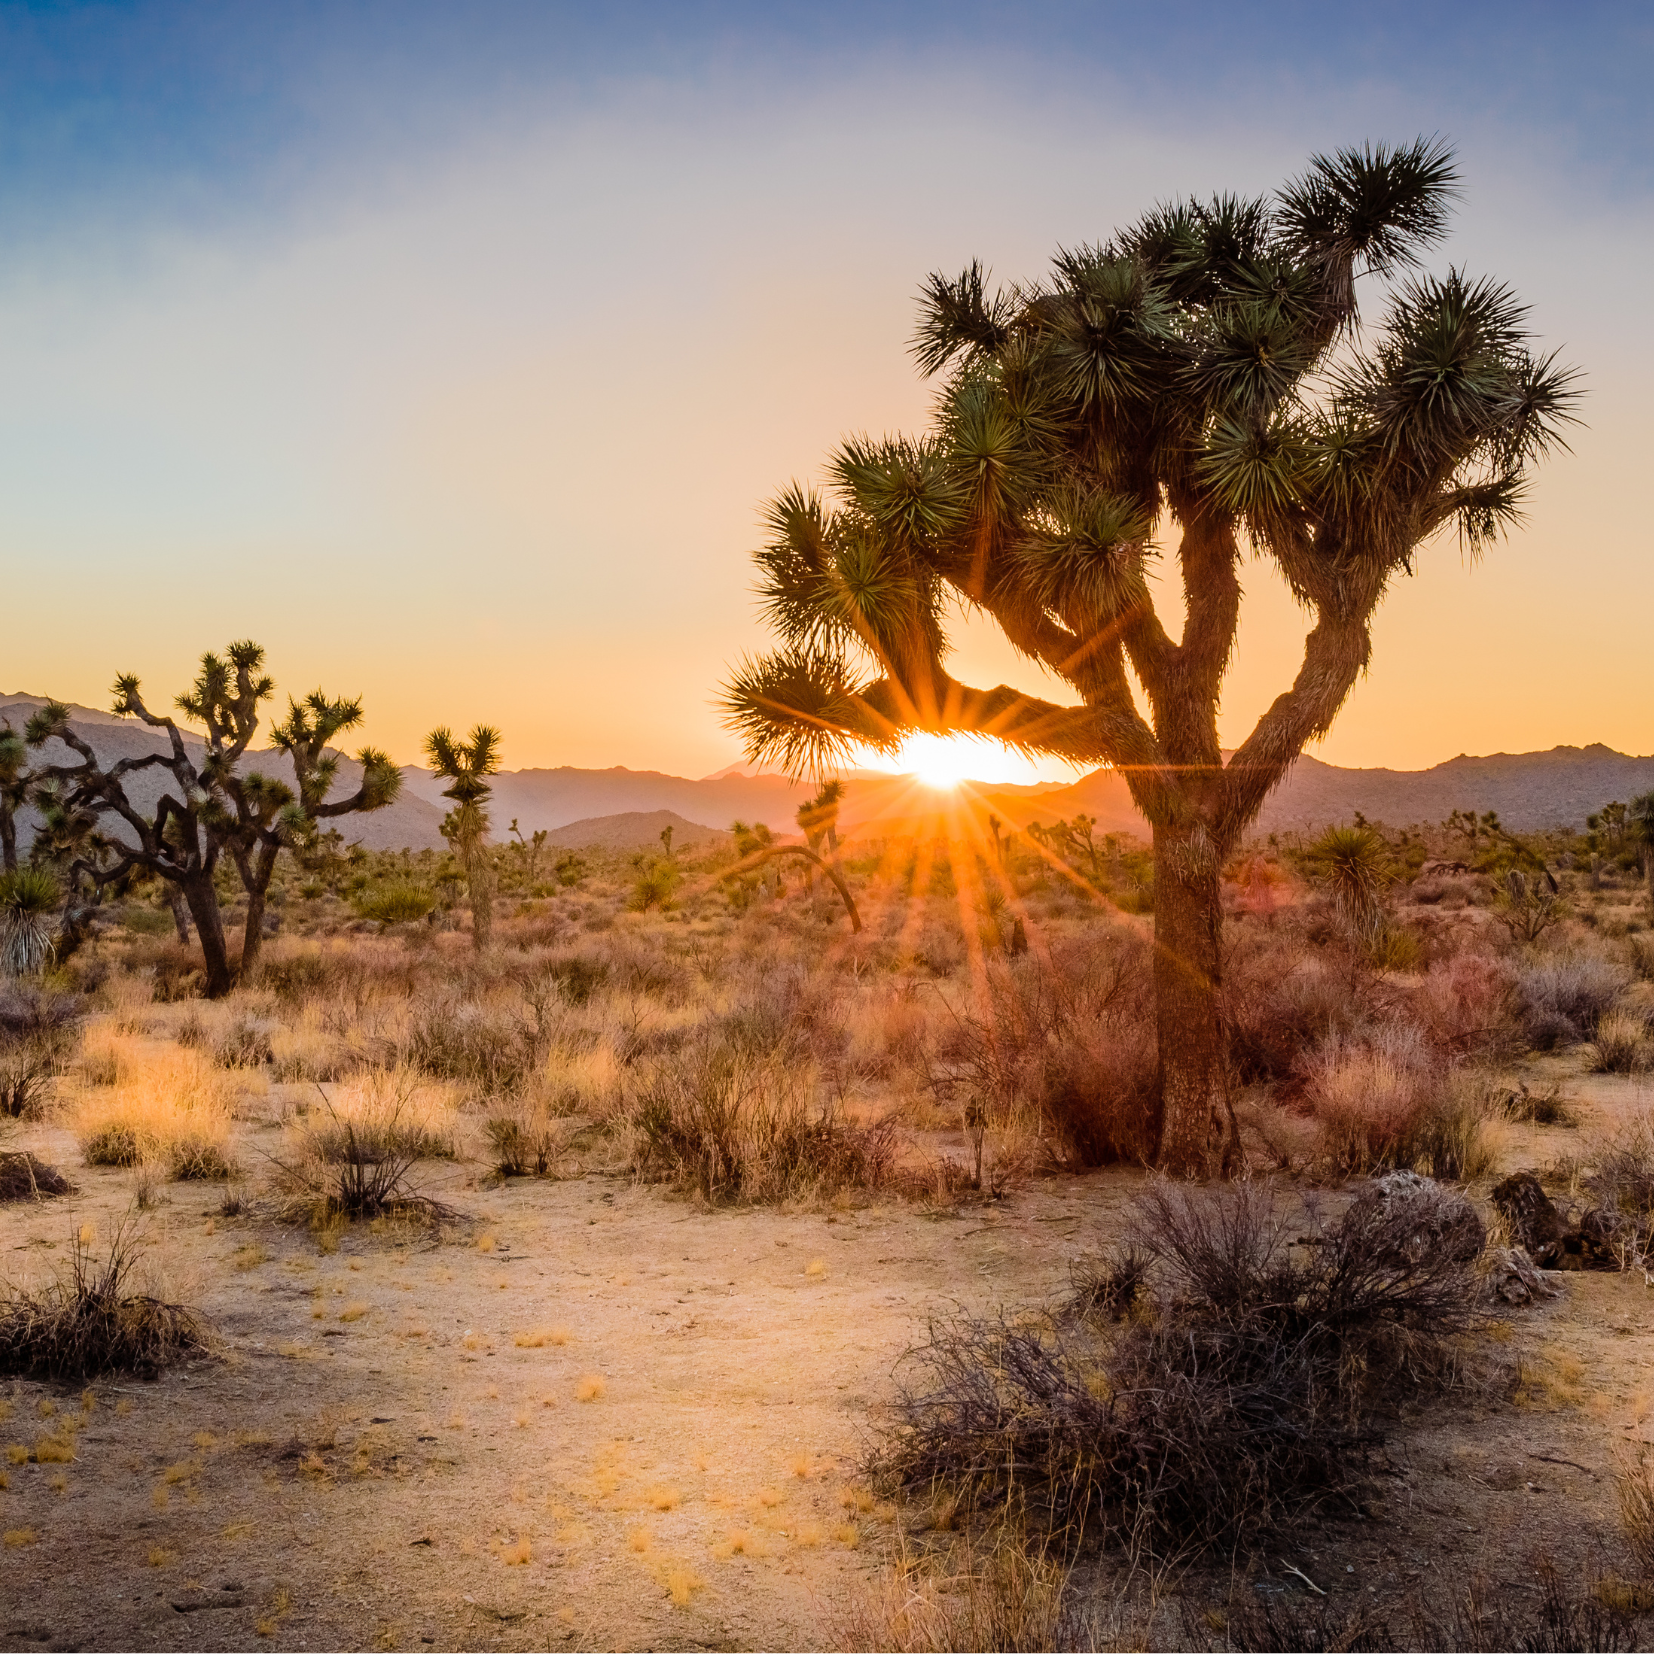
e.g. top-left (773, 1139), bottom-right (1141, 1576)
top-left (863, 732), bottom-right (1079, 790)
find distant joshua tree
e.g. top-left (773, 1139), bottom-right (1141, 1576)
top-left (722, 140), bottom-right (1578, 1172)
top-left (0, 720), bottom-right (26, 874)
top-left (425, 724), bottom-right (502, 951)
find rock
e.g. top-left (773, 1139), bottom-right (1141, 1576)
top-left (1490, 1171), bottom-right (1565, 1265)
top-left (1484, 1245), bottom-right (1562, 1305)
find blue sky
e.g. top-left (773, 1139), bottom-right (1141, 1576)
top-left (1, 1), bottom-right (1649, 776)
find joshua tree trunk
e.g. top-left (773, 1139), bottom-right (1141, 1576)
top-left (0, 810), bottom-right (14, 874)
top-left (167, 885), bottom-right (192, 944)
top-left (1151, 826), bottom-right (1239, 1175)
top-left (179, 871), bottom-right (234, 997)
top-left (236, 839), bottom-right (281, 978)
top-left (466, 846), bottom-right (494, 951)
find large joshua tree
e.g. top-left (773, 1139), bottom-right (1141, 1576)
top-left (425, 724), bottom-right (502, 951)
top-left (721, 140), bottom-right (1578, 1173)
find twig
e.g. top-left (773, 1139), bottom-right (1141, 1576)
top-left (1280, 1562), bottom-right (1325, 1596)
top-left (1528, 1453), bottom-right (1593, 1474)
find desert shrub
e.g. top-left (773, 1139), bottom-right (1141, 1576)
top-left (352, 882), bottom-right (436, 924)
top-left (1407, 951), bottom-right (1521, 1057)
top-left (1583, 1115), bottom-right (1654, 1267)
top-left (546, 955), bottom-right (608, 1005)
top-left (485, 1099), bottom-right (572, 1177)
top-left (877, 1178), bottom-right (1484, 1557)
top-left (119, 904), bottom-right (174, 936)
top-left (1301, 1024), bottom-right (1488, 1177)
top-left (1631, 934), bottom-right (1654, 983)
top-left (0, 1226), bottom-right (208, 1380)
top-left (269, 1021), bottom-right (353, 1083)
top-left (401, 996), bottom-right (547, 1095)
top-left (0, 986), bottom-right (80, 1118)
top-left (212, 1016), bottom-right (275, 1069)
top-left (275, 1087), bottom-right (453, 1224)
top-left (628, 858), bottom-right (680, 912)
top-left (629, 1038), bottom-right (896, 1203)
top-left (1516, 955), bottom-right (1631, 1049)
top-left (0, 1153), bottom-right (74, 1202)
top-left (1592, 1007), bottom-right (1650, 1074)
top-left (1498, 1080), bottom-right (1577, 1126)
top-left (166, 1134), bottom-right (237, 1181)
top-left (938, 930), bottom-right (1157, 1163)
top-left (1226, 937), bottom-right (1373, 1085)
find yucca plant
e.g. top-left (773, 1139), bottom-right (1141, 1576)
top-left (721, 140), bottom-right (1578, 1172)
top-left (1307, 824), bottom-right (1391, 946)
top-left (0, 867), bottom-right (60, 976)
top-left (425, 724), bottom-right (502, 951)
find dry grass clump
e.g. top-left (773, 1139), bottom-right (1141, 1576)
top-left (838, 1530), bottom-right (1077, 1653)
top-left (629, 1036), bottom-right (897, 1203)
top-left (485, 1098), bottom-right (573, 1178)
top-left (1301, 1027), bottom-right (1494, 1179)
top-left (273, 1079), bottom-right (456, 1225)
top-left (875, 1177), bottom-right (1484, 1557)
top-left (1617, 1447), bottom-right (1654, 1579)
top-left (1205, 1556), bottom-right (1639, 1652)
top-left (0, 1226), bottom-right (209, 1380)
top-left (1517, 955), bottom-right (1632, 1050)
top-left (1592, 1007), bottom-right (1651, 1074)
top-left (70, 1045), bottom-right (238, 1179)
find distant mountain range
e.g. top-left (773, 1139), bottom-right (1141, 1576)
top-left (6, 692), bottom-right (1651, 853)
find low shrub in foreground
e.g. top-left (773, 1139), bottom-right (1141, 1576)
top-left (874, 1176), bottom-right (1485, 1557)
top-left (0, 1226), bottom-right (209, 1380)
top-left (275, 1087), bottom-right (454, 1225)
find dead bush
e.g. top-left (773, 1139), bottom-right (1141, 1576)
top-left (212, 1016), bottom-right (275, 1069)
top-left (401, 996), bottom-right (548, 1095)
top-left (875, 1178), bottom-right (1484, 1557)
top-left (485, 1101), bottom-right (572, 1178)
top-left (0, 1152), bottom-right (74, 1202)
top-left (0, 1225), bottom-right (209, 1380)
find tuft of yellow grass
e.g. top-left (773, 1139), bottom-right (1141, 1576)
top-left (646, 1485), bottom-right (680, 1511)
top-left (5, 1528), bottom-right (39, 1548)
top-left (794, 1520), bottom-right (824, 1547)
top-left (77, 1224), bottom-right (96, 1246)
top-left (162, 1460), bottom-right (198, 1485)
top-left (576, 1375), bottom-right (605, 1403)
top-left (833, 1521), bottom-right (860, 1549)
top-left (713, 1528), bottom-right (770, 1559)
top-left (37, 1399), bottom-right (55, 1418)
top-left (5, 1445), bottom-right (28, 1466)
top-left (756, 1486), bottom-right (781, 1508)
top-left (193, 1431), bottom-right (218, 1452)
top-left (477, 1234), bottom-right (497, 1253)
top-left (34, 1436), bottom-right (74, 1465)
top-left (254, 1588), bottom-right (292, 1636)
top-left (664, 1564), bottom-right (704, 1607)
top-left (115, 1399), bottom-right (133, 1417)
top-left (627, 1525), bottom-right (652, 1553)
top-left (445, 1413), bottom-right (467, 1432)
top-left (146, 1545), bottom-right (172, 1567)
top-left (151, 1486), bottom-right (169, 1511)
top-left (547, 1325), bottom-right (573, 1346)
top-left (839, 1484), bottom-right (874, 1513)
top-left (513, 1329), bottom-right (551, 1348)
top-left (70, 1043), bottom-right (237, 1178)
top-left (222, 1522), bottom-right (255, 1541)
top-left (500, 1537), bottom-right (532, 1566)
top-left (461, 1331), bottom-right (488, 1351)
top-left (789, 1452), bottom-right (812, 1479)
top-left (338, 1303), bottom-right (369, 1323)
top-left (233, 1245), bottom-right (268, 1272)
top-left (805, 1257), bottom-right (827, 1278)
top-left (48, 1473), bottom-right (67, 1495)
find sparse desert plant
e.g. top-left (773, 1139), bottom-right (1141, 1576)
top-left (0, 1152), bottom-right (74, 1202)
top-left (1592, 1007), bottom-right (1650, 1074)
top-left (1618, 1447), bottom-right (1654, 1580)
top-left (274, 1082), bottom-right (454, 1225)
top-left (0, 1224), bottom-right (209, 1380)
top-left (876, 1178), bottom-right (1484, 1556)
top-left (485, 1102), bottom-right (570, 1178)
top-left (1516, 955), bottom-right (1631, 1050)
top-left (212, 1015), bottom-right (275, 1069)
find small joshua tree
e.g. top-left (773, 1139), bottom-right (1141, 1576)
top-left (425, 724), bottom-right (502, 951)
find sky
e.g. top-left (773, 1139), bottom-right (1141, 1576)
top-left (0, 1), bottom-right (1649, 782)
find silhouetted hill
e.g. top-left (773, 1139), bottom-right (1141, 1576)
top-left (543, 810), bottom-right (731, 851)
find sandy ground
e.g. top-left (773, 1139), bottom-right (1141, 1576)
top-left (3, 1058), bottom-right (1653, 1651)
